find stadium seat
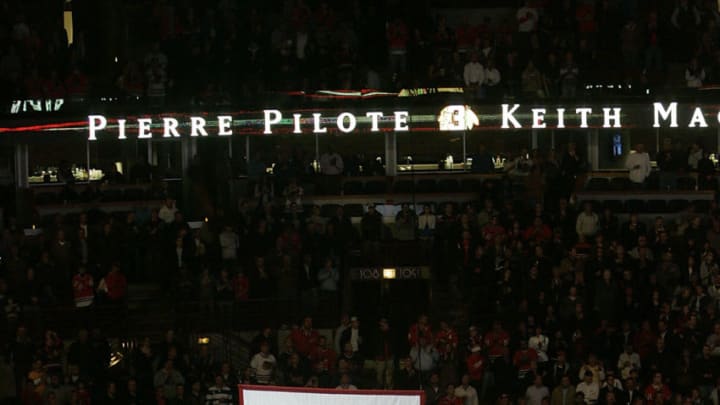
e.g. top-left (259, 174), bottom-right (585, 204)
top-left (100, 189), bottom-right (123, 202)
top-left (586, 177), bottom-right (610, 191)
top-left (35, 192), bottom-right (58, 205)
top-left (124, 188), bottom-right (146, 201)
top-left (393, 180), bottom-right (414, 193)
top-left (321, 204), bottom-right (341, 217)
top-left (437, 179), bottom-right (459, 193)
top-left (624, 199), bottom-right (645, 213)
top-left (602, 200), bottom-right (623, 212)
top-left (342, 180), bottom-right (363, 195)
top-left (343, 204), bottom-right (364, 217)
top-left (364, 180), bottom-right (387, 194)
top-left (668, 200), bottom-right (689, 213)
top-left (693, 200), bottom-right (711, 213)
top-left (646, 200), bottom-right (667, 213)
top-left (461, 179), bottom-right (481, 192)
top-left (610, 177), bottom-right (631, 190)
top-left (676, 177), bottom-right (697, 190)
top-left (416, 179), bottom-right (437, 193)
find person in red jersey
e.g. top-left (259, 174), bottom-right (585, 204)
top-left (309, 335), bottom-right (337, 386)
top-left (98, 262), bottom-right (127, 303)
top-left (484, 321), bottom-right (509, 361)
top-left (72, 266), bottom-right (94, 308)
top-left (291, 316), bottom-right (320, 356)
top-left (465, 345), bottom-right (486, 389)
top-left (644, 372), bottom-right (671, 405)
top-left (513, 340), bottom-right (538, 381)
top-left (436, 320), bottom-right (459, 361)
top-left (409, 314), bottom-right (433, 347)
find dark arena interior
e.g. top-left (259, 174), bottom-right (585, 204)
top-left (2, 0), bottom-right (720, 404)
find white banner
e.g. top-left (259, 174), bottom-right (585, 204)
top-left (240, 385), bottom-right (424, 405)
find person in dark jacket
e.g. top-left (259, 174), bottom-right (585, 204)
top-left (340, 316), bottom-right (363, 358)
top-left (364, 318), bottom-right (399, 389)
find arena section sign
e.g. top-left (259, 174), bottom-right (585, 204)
top-left (3, 101), bottom-right (718, 137)
top-left (82, 102), bottom-right (720, 140)
top-left (238, 385), bottom-right (424, 405)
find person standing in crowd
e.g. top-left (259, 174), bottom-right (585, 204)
top-left (250, 342), bottom-right (277, 385)
top-left (464, 53), bottom-right (485, 99)
top-left (320, 147), bottom-right (344, 194)
top-left (656, 139), bottom-right (680, 190)
top-left (625, 143), bottom-right (652, 188)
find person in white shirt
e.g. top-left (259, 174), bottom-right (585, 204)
top-left (576, 371), bottom-right (600, 404)
top-left (688, 142), bottom-right (703, 170)
top-left (158, 198), bottom-right (178, 224)
top-left (418, 204), bottom-right (437, 241)
top-left (320, 149), bottom-right (344, 175)
top-left (686, 58), bottom-right (705, 88)
top-left (517, 0), bottom-right (539, 33)
top-left (335, 314), bottom-right (351, 353)
top-left (455, 374), bottom-right (479, 405)
top-left (528, 327), bottom-right (550, 364)
top-left (575, 203), bottom-right (599, 239)
top-left (625, 143), bottom-right (652, 186)
top-left (249, 342), bottom-right (277, 385)
top-left (219, 225), bottom-right (239, 261)
top-left (617, 344), bottom-right (641, 380)
top-left (464, 53), bottom-right (485, 89)
top-left (485, 60), bottom-right (502, 95)
top-left (526, 374), bottom-right (550, 405)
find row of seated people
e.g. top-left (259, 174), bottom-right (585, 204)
top-left (26, 198), bottom-right (719, 242)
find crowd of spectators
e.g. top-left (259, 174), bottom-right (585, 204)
top-left (2, 134), bottom-right (720, 404)
top-left (5, 0), bottom-right (720, 105)
top-left (5, 0), bottom-right (720, 404)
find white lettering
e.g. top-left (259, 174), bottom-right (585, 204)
top-left (313, 113), bottom-right (327, 133)
top-left (293, 114), bottom-right (302, 134)
top-left (88, 115), bottom-right (107, 141)
top-left (263, 109), bottom-right (282, 134)
top-left (163, 118), bottom-right (180, 138)
top-left (602, 107), bottom-right (622, 128)
top-left (190, 117), bottom-right (208, 137)
top-left (394, 111), bottom-right (409, 131)
top-left (532, 108), bottom-right (546, 129)
top-left (556, 108), bottom-right (566, 128)
top-left (337, 112), bottom-right (357, 133)
top-left (366, 112), bottom-right (383, 132)
top-left (218, 115), bottom-right (232, 136)
top-left (137, 118), bottom-right (153, 139)
top-left (28, 100), bottom-right (41, 112)
top-left (689, 107), bottom-right (708, 128)
top-left (653, 102), bottom-right (678, 128)
top-left (501, 104), bottom-right (521, 129)
top-left (576, 108), bottom-right (592, 128)
top-left (117, 119), bottom-right (127, 140)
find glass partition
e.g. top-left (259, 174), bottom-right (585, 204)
top-left (397, 131), bottom-right (466, 173)
top-left (465, 130), bottom-right (533, 171)
top-left (28, 136), bottom-right (88, 183)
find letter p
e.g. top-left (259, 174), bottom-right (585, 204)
top-left (88, 115), bottom-right (107, 141)
top-left (263, 110), bottom-right (282, 134)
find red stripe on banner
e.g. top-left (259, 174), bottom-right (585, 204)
top-left (0, 121), bottom-right (88, 133)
